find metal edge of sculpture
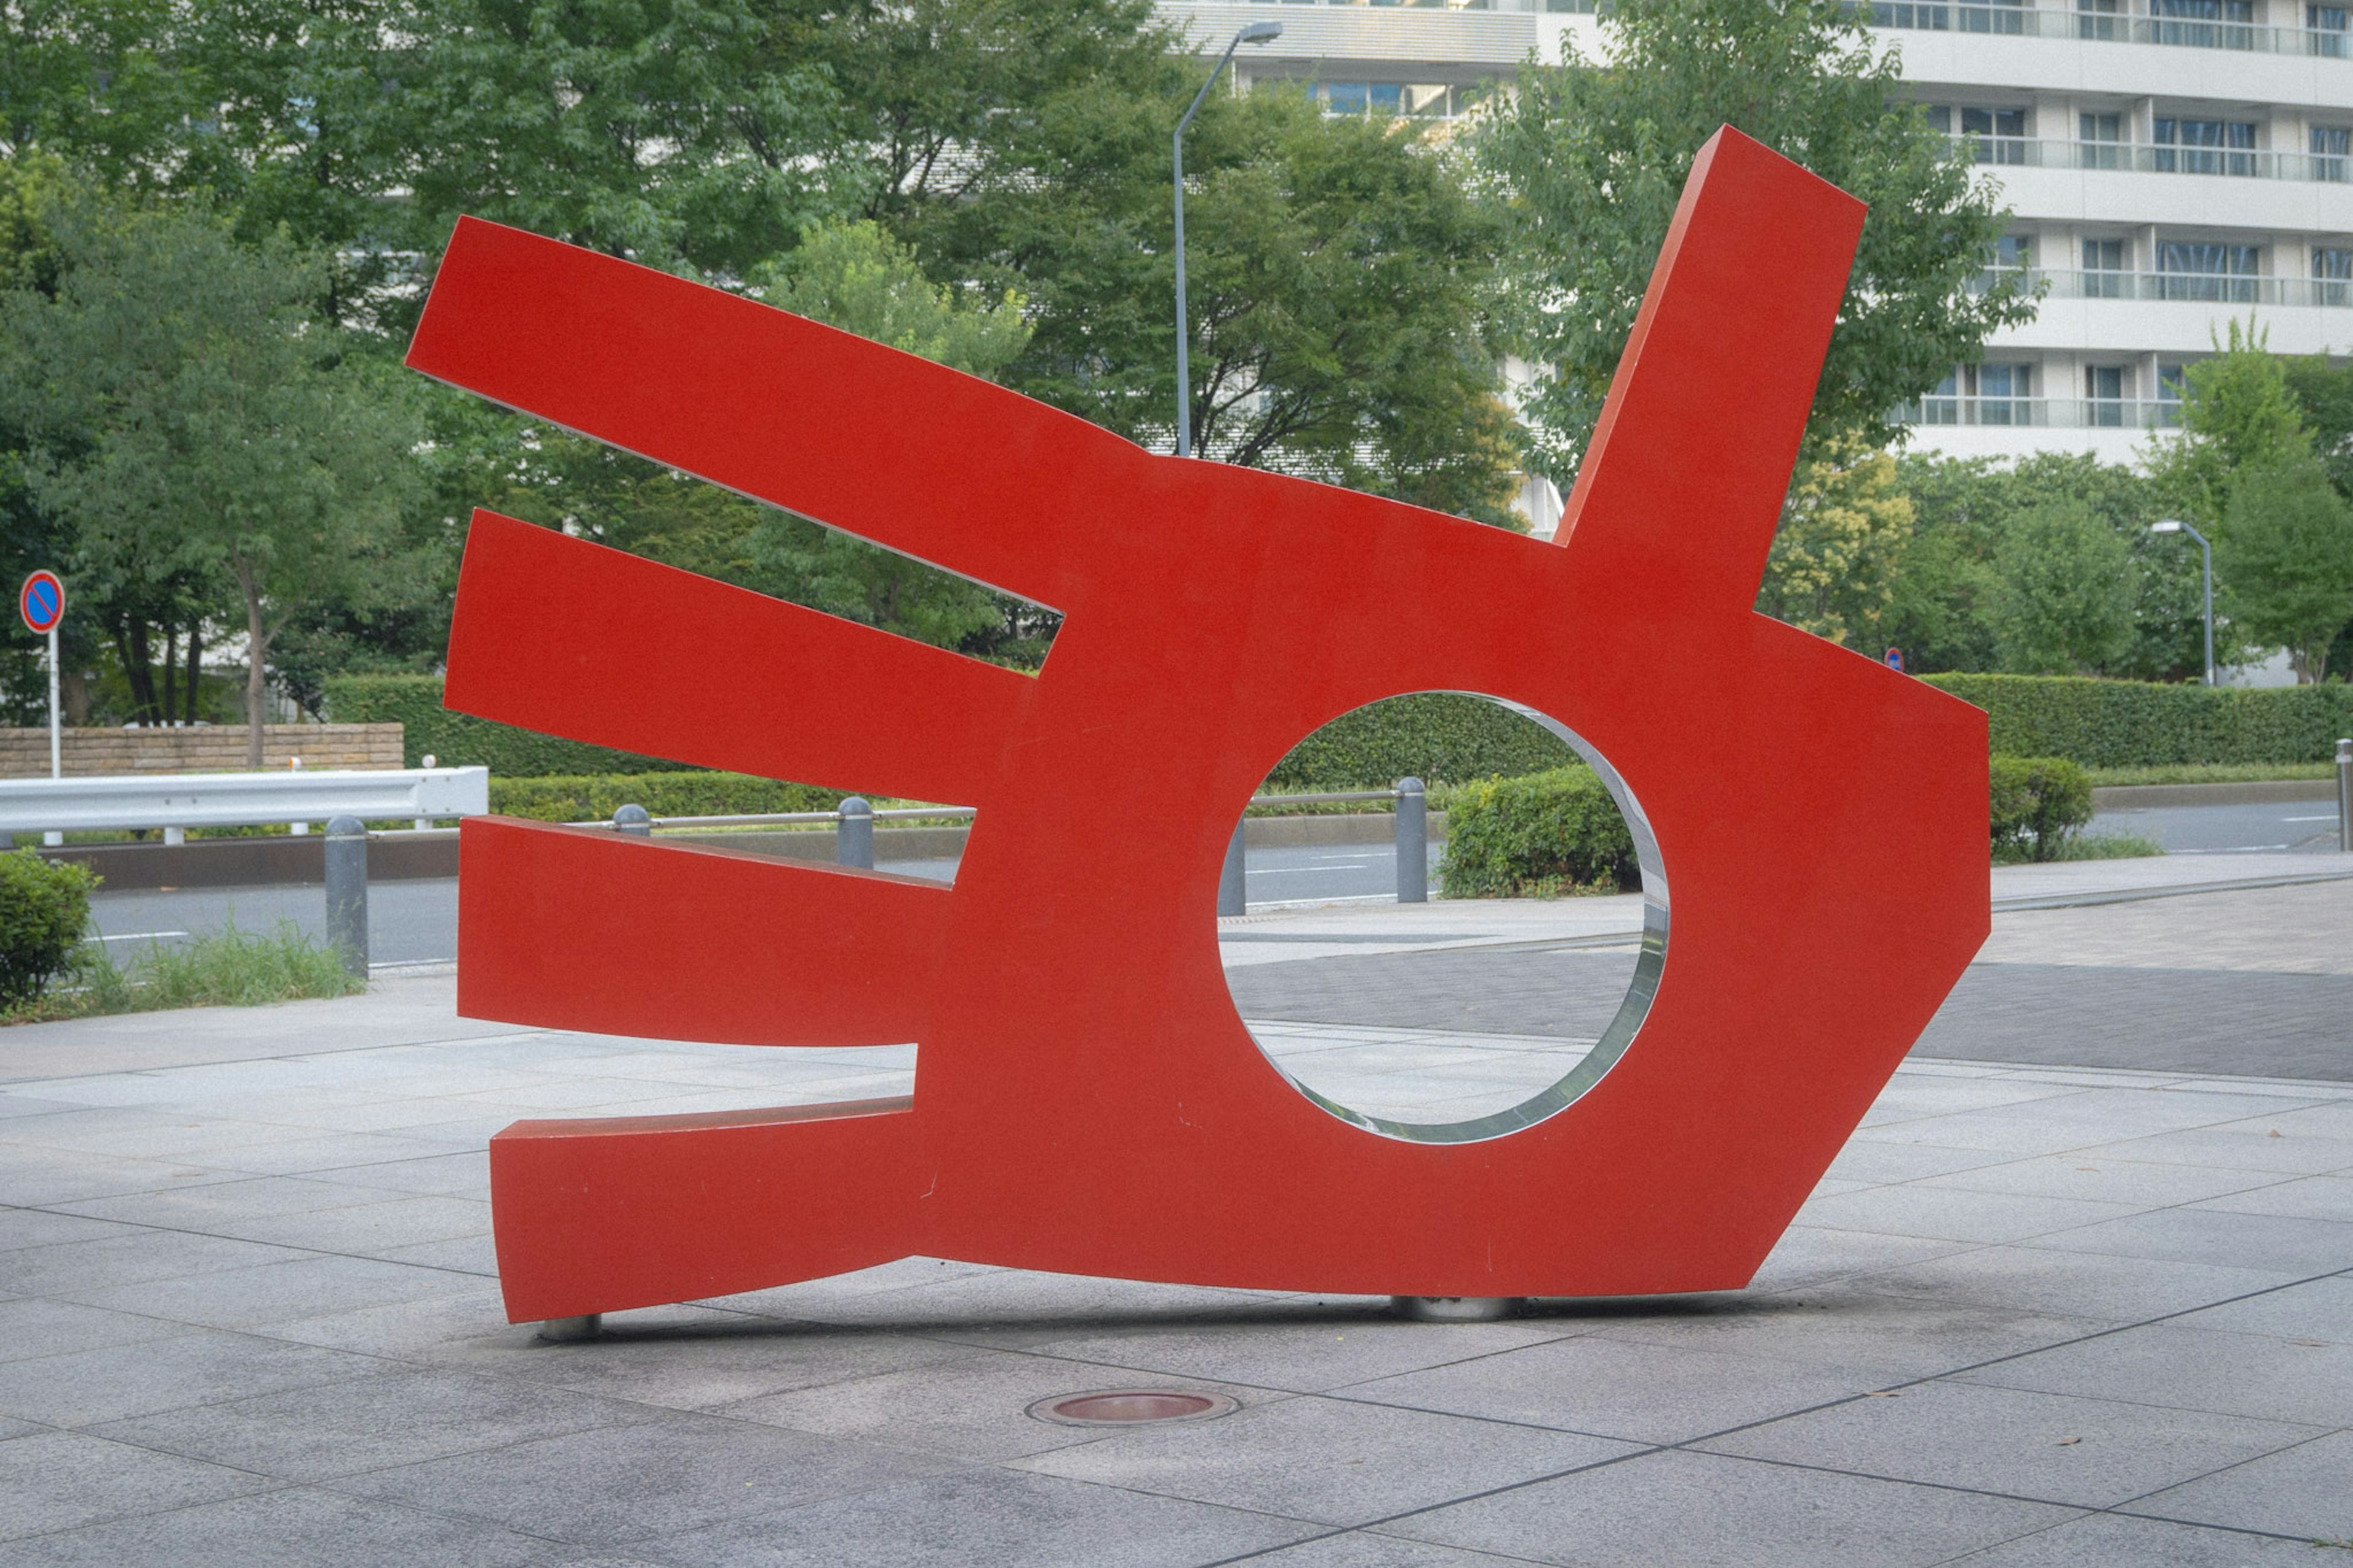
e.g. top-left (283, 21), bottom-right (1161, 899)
top-left (402, 127), bottom-right (1991, 1324)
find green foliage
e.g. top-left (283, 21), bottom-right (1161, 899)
top-left (1265, 695), bottom-right (1575, 791)
top-left (0, 850), bottom-right (93, 1006)
top-left (2221, 460), bottom-right (2353, 683)
top-left (322, 674), bottom-right (695, 776)
top-left (2145, 319), bottom-right (2314, 532)
top-left (488, 772), bottom-right (847, 822)
top-left (1439, 767), bottom-right (1639, 898)
top-left (1472, 0), bottom-right (2033, 481)
top-left (1926, 673), bottom-right (2353, 767)
top-left (134, 920), bottom-right (363, 1008)
top-left (1759, 442), bottom-right (1914, 650)
top-left (1988, 500), bottom-right (2136, 675)
top-left (1988, 756), bottom-right (2091, 863)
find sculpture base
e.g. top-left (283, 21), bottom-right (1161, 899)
top-left (1390, 1296), bottom-right (1520, 1323)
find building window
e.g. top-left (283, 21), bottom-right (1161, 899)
top-left (1990, 234), bottom-right (2034, 270)
top-left (2084, 238), bottom-right (2128, 295)
top-left (2317, 246), bottom-right (2353, 305)
top-left (2153, 117), bottom-right (2259, 176)
top-left (2080, 112), bottom-right (2125, 169)
top-left (2315, 127), bottom-right (2351, 181)
top-left (1318, 83), bottom-right (1461, 120)
top-left (2313, 5), bottom-right (2351, 55)
top-left (2153, 0), bottom-right (2257, 48)
top-left (1977, 363), bottom-right (2033, 425)
top-left (2158, 241), bottom-right (2260, 300)
top-left (1928, 105), bottom-right (2029, 164)
top-left (2079, 0), bottom-right (2124, 40)
top-left (2086, 366), bottom-right (2127, 425)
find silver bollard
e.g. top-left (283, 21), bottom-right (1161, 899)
top-left (613, 803), bottom-right (651, 838)
top-left (838, 797), bottom-right (874, 869)
top-left (1395, 776), bottom-right (1427, 904)
top-left (1391, 1295), bottom-right (1521, 1322)
top-left (324, 816), bottom-right (368, 979)
top-left (2338, 740), bottom-right (2351, 852)
top-left (540, 1314), bottom-right (601, 1343)
top-left (1217, 820), bottom-right (1246, 917)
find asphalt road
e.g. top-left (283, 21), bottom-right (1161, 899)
top-left (83, 841), bottom-right (1449, 967)
top-left (2091, 797), bottom-right (2343, 854)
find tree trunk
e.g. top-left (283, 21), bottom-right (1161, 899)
top-left (160, 624), bottom-right (178, 723)
top-left (123, 619), bottom-right (158, 723)
top-left (184, 623), bottom-right (203, 724)
top-left (240, 565), bottom-right (268, 769)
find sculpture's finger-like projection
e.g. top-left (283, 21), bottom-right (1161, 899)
top-left (407, 127), bottom-right (1990, 1324)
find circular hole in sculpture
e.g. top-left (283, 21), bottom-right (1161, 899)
top-left (1028, 1390), bottom-right (1238, 1426)
top-left (1218, 693), bottom-right (1667, 1145)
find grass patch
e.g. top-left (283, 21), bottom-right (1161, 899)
top-left (2085, 762), bottom-right (2336, 787)
top-left (3, 919), bottom-right (364, 1024)
top-left (1994, 831), bottom-right (2165, 866)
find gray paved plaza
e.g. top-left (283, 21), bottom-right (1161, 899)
top-left (2, 858), bottom-right (2350, 1564)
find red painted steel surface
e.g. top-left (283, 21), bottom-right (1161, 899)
top-left (408, 128), bottom-right (1990, 1324)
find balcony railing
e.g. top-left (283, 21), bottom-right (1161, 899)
top-left (1947, 137), bottom-right (2353, 182)
top-left (1993, 267), bottom-right (2353, 305)
top-left (1870, 3), bottom-right (2352, 56)
top-left (1902, 395), bottom-right (2185, 428)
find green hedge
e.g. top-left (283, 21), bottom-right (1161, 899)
top-left (487, 773), bottom-right (846, 823)
top-left (1989, 756), bottom-right (2092, 863)
top-left (323, 675), bottom-right (697, 776)
top-left (1438, 767), bottom-right (1639, 898)
top-left (1268, 694), bottom-right (1574, 791)
top-left (0, 850), bottom-right (93, 1006)
top-left (1925, 673), bottom-right (2353, 768)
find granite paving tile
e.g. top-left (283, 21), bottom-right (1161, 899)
top-left (1382, 1448), bottom-right (2082, 1567)
top-left (1794, 1186), bottom-right (2143, 1245)
top-left (1957, 1320), bottom-right (2353, 1428)
top-left (1741, 1225), bottom-right (1981, 1293)
top-left (0, 1430), bottom-right (276, 1542)
top-left (1339, 1335), bottom-right (1893, 1445)
top-left (0, 1208), bottom-right (140, 1254)
top-left (1940, 1511), bottom-right (2340, 1566)
top-left (2, 1229), bottom-right (313, 1296)
top-left (0, 1482), bottom-right (559, 1566)
top-left (1018, 1304), bottom-right (1577, 1394)
top-left (2167, 1274), bottom-right (2353, 1343)
top-left (1238, 1533), bottom-right (1546, 1567)
top-left (2129, 1430), bottom-right (2353, 1541)
top-left (2027, 1208), bottom-right (2353, 1274)
top-left (202, 1194), bottom-right (492, 1252)
top-left (1913, 1155), bottom-right (2293, 1209)
top-left (719, 1349), bottom-right (1281, 1461)
top-left (332, 1412), bottom-right (955, 1548)
top-left (492, 1319), bottom-right (979, 1413)
top-left (1570, 1288), bottom-right (2110, 1379)
top-left (1700, 1379), bottom-right (2322, 1508)
top-left (0, 1297), bottom-right (195, 1363)
top-left (1855, 1244), bottom-right (2300, 1322)
top-left (1014, 1392), bottom-right (1631, 1528)
top-left (0, 1329), bottom-right (395, 1427)
top-left (642, 1468), bottom-right (1320, 1568)
top-left (2185, 1174), bottom-right (2353, 1222)
top-left (91, 1368), bottom-right (656, 1481)
top-left (59, 1251), bottom-right (489, 1329)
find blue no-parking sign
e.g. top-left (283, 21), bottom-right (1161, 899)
top-left (19, 570), bottom-right (63, 636)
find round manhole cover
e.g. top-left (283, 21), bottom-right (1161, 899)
top-left (1028, 1390), bottom-right (1238, 1426)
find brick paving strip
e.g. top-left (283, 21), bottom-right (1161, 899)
top-left (0, 860), bottom-right (2347, 1562)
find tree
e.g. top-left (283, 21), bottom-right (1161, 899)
top-left (0, 194), bottom-right (416, 763)
top-left (1470, 0), bottom-right (2035, 483)
top-left (2145, 318), bottom-right (2313, 532)
top-left (2221, 460), bottom-right (2353, 683)
top-left (1757, 442), bottom-right (1912, 650)
top-left (1988, 499), bottom-right (2136, 675)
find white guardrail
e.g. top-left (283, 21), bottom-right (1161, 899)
top-left (0, 768), bottom-right (490, 836)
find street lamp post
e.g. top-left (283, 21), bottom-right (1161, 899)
top-left (2151, 519), bottom-right (2214, 686)
top-left (1173, 21), bottom-right (1281, 460)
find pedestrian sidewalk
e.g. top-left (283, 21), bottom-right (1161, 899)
top-left (0, 866), bottom-right (2347, 1564)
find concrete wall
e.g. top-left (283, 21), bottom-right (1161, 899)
top-left (0, 724), bottom-right (404, 778)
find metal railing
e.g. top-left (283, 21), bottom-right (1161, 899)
top-left (597, 779), bottom-right (1439, 912)
top-left (1943, 138), bottom-right (2353, 181)
top-left (0, 767), bottom-right (490, 846)
top-left (2016, 267), bottom-right (2353, 306)
top-left (1903, 395), bottom-right (2183, 429)
top-left (1870, 2), bottom-right (2353, 55)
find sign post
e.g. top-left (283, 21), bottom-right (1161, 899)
top-left (19, 571), bottom-right (64, 781)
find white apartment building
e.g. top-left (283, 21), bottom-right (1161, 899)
top-left (1163, 0), bottom-right (2353, 474)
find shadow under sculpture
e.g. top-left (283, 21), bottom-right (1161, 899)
top-left (406, 126), bottom-right (1990, 1327)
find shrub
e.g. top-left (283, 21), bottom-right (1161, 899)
top-left (487, 771), bottom-right (848, 822)
top-left (1924, 673), bottom-right (2353, 768)
top-left (0, 851), bottom-right (94, 1006)
top-left (1439, 767), bottom-right (1638, 898)
top-left (1269, 694), bottom-right (1575, 791)
top-left (1990, 756), bottom-right (2093, 863)
top-left (323, 674), bottom-right (696, 775)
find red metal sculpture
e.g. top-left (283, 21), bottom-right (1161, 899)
top-left (407, 128), bottom-right (1988, 1324)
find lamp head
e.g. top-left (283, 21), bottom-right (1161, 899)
top-left (1239, 21), bottom-right (1283, 43)
top-left (2150, 520), bottom-right (2184, 534)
